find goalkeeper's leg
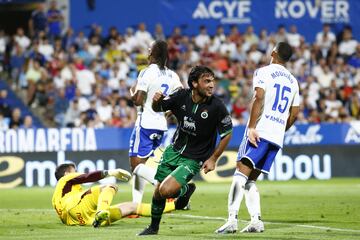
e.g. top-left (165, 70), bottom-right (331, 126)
top-left (108, 201), bottom-right (176, 224)
top-left (135, 201), bottom-right (175, 217)
top-left (93, 184), bottom-right (118, 228)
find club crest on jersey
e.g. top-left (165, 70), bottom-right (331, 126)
top-left (201, 111), bottom-right (208, 119)
top-left (181, 105), bottom-right (186, 111)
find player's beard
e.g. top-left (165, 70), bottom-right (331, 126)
top-left (198, 87), bottom-right (212, 98)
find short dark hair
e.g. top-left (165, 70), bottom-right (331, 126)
top-left (55, 163), bottom-right (76, 181)
top-left (151, 40), bottom-right (168, 70)
top-left (276, 42), bottom-right (292, 63)
top-left (187, 66), bottom-right (215, 90)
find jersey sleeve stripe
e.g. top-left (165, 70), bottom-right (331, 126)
top-left (220, 129), bottom-right (233, 138)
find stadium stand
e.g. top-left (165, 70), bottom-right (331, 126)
top-left (0, 80), bottom-right (42, 129)
top-left (0, 8), bottom-right (359, 129)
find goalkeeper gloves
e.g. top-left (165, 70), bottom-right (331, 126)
top-left (104, 168), bottom-right (132, 182)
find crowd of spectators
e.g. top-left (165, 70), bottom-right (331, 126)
top-left (0, 89), bottom-right (34, 130)
top-left (0, 2), bottom-right (360, 130)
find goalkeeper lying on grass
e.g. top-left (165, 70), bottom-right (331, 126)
top-left (52, 163), bottom-right (175, 227)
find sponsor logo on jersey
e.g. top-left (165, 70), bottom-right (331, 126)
top-left (183, 116), bottom-right (196, 131)
top-left (265, 114), bottom-right (286, 125)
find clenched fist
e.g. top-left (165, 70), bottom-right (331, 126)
top-left (153, 91), bottom-right (165, 102)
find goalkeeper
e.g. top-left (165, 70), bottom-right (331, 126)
top-left (52, 163), bottom-right (174, 227)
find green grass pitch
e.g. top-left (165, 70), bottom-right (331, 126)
top-left (0, 178), bottom-right (359, 240)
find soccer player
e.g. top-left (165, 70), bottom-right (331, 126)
top-left (138, 66), bottom-right (233, 235)
top-left (129, 40), bottom-right (183, 204)
top-left (215, 42), bottom-right (300, 234)
top-left (52, 163), bottom-right (175, 227)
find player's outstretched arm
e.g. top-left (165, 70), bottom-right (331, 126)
top-left (285, 106), bottom-right (300, 131)
top-left (152, 91), bottom-right (165, 112)
top-left (68, 169), bottom-right (131, 185)
top-left (59, 169), bottom-right (131, 199)
top-left (202, 133), bottom-right (232, 174)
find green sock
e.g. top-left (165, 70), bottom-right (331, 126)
top-left (150, 196), bottom-right (165, 229)
top-left (177, 184), bottom-right (189, 197)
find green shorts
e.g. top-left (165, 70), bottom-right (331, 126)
top-left (154, 145), bottom-right (201, 186)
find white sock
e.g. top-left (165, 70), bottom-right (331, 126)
top-left (245, 180), bottom-right (261, 222)
top-left (132, 164), bottom-right (157, 203)
top-left (228, 170), bottom-right (248, 222)
top-left (134, 163), bottom-right (157, 185)
top-left (132, 174), bottom-right (146, 203)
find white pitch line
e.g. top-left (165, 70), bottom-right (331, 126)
top-left (169, 213), bottom-right (226, 221)
top-left (169, 213), bottom-right (360, 233)
top-left (295, 224), bottom-right (360, 233)
top-left (1, 209), bottom-right (360, 233)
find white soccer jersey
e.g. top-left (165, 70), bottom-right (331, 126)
top-left (250, 63), bottom-right (300, 148)
top-left (135, 64), bottom-right (182, 130)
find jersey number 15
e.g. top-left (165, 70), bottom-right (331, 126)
top-left (272, 83), bottom-right (291, 113)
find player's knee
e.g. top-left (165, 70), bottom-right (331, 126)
top-left (131, 163), bottom-right (141, 174)
top-left (129, 162), bottom-right (137, 173)
top-left (245, 180), bottom-right (256, 191)
top-left (129, 157), bottom-right (146, 173)
top-left (237, 159), bottom-right (253, 172)
top-left (158, 185), bottom-right (174, 198)
top-left (153, 184), bottom-right (162, 199)
top-left (130, 163), bottom-right (137, 173)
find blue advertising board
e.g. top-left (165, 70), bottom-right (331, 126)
top-left (1, 123), bottom-right (359, 153)
top-left (70, 0), bottom-right (360, 42)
